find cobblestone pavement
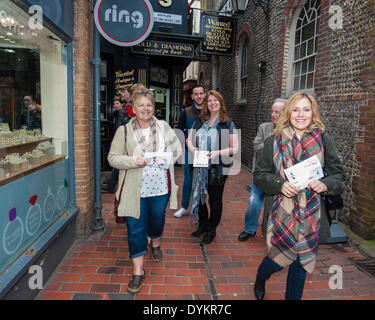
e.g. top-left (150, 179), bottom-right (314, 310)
top-left (37, 167), bottom-right (375, 300)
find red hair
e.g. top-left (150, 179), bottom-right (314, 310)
top-left (201, 90), bottom-right (229, 123)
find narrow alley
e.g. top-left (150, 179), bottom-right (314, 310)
top-left (37, 167), bottom-right (375, 301)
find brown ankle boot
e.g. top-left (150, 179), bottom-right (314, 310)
top-left (150, 240), bottom-right (162, 262)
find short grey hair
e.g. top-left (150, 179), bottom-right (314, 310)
top-left (273, 97), bottom-right (288, 105)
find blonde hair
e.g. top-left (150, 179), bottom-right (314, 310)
top-left (129, 83), bottom-right (147, 104)
top-left (131, 88), bottom-right (155, 106)
top-left (273, 91), bottom-right (325, 135)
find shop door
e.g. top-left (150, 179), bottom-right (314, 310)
top-left (150, 86), bottom-right (170, 123)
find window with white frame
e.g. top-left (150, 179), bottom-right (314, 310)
top-left (238, 38), bottom-right (248, 102)
top-left (290, 0), bottom-right (321, 92)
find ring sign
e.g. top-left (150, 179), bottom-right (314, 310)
top-left (94, 0), bottom-right (154, 47)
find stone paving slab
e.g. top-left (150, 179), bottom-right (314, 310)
top-left (37, 167), bottom-right (375, 300)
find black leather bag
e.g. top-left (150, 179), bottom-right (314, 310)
top-left (324, 194), bottom-right (344, 211)
top-left (322, 135), bottom-right (344, 212)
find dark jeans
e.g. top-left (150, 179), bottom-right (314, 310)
top-left (181, 150), bottom-right (192, 209)
top-left (257, 256), bottom-right (307, 300)
top-left (198, 178), bottom-right (227, 232)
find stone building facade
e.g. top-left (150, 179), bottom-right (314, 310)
top-left (199, 0), bottom-right (375, 239)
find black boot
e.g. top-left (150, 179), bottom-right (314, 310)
top-left (238, 231), bottom-right (256, 241)
top-left (101, 184), bottom-right (116, 193)
top-left (191, 224), bottom-right (207, 237)
top-left (254, 274), bottom-right (266, 300)
top-left (200, 231), bottom-right (216, 245)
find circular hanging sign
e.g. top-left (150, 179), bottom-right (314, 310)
top-left (94, 0), bottom-right (154, 47)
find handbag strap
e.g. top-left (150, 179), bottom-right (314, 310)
top-left (116, 125), bottom-right (128, 202)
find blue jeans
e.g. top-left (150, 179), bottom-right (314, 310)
top-left (244, 183), bottom-right (265, 234)
top-left (125, 193), bottom-right (170, 259)
top-left (181, 149), bottom-right (192, 209)
top-left (257, 256), bottom-right (307, 300)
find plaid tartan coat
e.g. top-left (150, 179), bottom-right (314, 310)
top-left (254, 129), bottom-right (344, 273)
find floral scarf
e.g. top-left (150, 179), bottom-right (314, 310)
top-left (266, 126), bottom-right (324, 273)
top-left (131, 116), bottom-right (159, 153)
top-left (189, 118), bottom-right (219, 223)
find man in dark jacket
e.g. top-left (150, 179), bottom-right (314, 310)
top-left (238, 98), bottom-right (286, 241)
top-left (174, 84), bottom-right (206, 218)
top-left (102, 97), bottom-right (131, 193)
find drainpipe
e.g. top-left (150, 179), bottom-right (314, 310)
top-left (92, 27), bottom-right (105, 232)
top-left (67, 42), bottom-right (76, 207)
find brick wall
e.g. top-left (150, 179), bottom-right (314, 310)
top-left (350, 0), bottom-right (375, 239)
top-left (201, 0), bottom-right (375, 239)
top-left (73, 0), bottom-right (95, 238)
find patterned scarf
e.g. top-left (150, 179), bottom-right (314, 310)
top-left (131, 116), bottom-right (159, 153)
top-left (266, 127), bottom-right (324, 273)
top-left (190, 118), bottom-right (219, 223)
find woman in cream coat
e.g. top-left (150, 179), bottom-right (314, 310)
top-left (108, 88), bottom-right (182, 293)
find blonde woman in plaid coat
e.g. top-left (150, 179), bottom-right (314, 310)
top-left (253, 92), bottom-right (343, 300)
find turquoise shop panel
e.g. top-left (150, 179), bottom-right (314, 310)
top-left (0, 160), bottom-right (69, 274)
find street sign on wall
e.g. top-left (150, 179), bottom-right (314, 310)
top-left (151, 0), bottom-right (188, 34)
top-left (94, 0), bottom-right (154, 47)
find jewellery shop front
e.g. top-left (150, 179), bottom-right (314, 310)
top-left (99, 0), bottom-right (201, 170)
top-left (0, 0), bottom-right (75, 299)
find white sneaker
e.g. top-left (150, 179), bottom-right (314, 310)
top-left (174, 208), bottom-right (188, 218)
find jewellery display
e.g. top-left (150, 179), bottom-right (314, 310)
top-left (0, 128), bottom-right (44, 148)
top-left (29, 149), bottom-right (46, 166)
top-left (0, 128), bottom-right (57, 182)
top-left (36, 141), bottom-right (55, 160)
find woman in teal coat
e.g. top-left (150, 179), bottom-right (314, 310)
top-left (253, 91), bottom-right (344, 300)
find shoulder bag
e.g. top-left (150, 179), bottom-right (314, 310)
top-left (113, 125), bottom-right (128, 224)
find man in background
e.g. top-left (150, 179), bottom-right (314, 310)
top-left (238, 98), bottom-right (287, 240)
top-left (174, 84), bottom-right (206, 218)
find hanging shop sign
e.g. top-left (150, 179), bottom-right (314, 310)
top-left (131, 40), bottom-right (194, 58)
top-left (200, 13), bottom-right (236, 56)
top-left (94, 0), bottom-right (154, 47)
top-left (192, 43), bottom-right (211, 62)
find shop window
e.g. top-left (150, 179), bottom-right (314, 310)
top-left (287, 0), bottom-right (321, 94)
top-left (150, 65), bottom-right (169, 85)
top-left (0, 0), bottom-right (69, 273)
top-left (0, 1), bottom-right (68, 183)
top-left (237, 37), bottom-right (248, 102)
